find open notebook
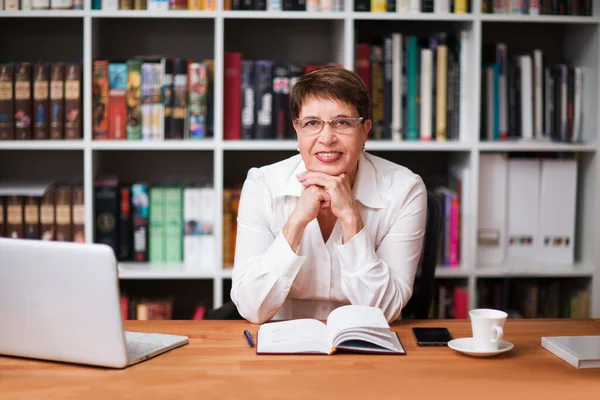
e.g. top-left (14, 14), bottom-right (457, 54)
top-left (256, 305), bottom-right (405, 355)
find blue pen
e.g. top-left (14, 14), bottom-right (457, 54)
top-left (243, 330), bottom-right (255, 348)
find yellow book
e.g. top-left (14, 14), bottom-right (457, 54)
top-left (454, 0), bottom-right (467, 13)
top-left (371, 0), bottom-right (386, 12)
top-left (188, 0), bottom-right (201, 9)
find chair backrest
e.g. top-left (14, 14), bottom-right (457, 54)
top-left (402, 190), bottom-right (444, 320)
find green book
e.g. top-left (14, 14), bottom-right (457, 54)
top-left (164, 186), bottom-right (183, 263)
top-left (149, 186), bottom-right (165, 263)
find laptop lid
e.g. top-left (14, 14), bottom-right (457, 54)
top-left (0, 238), bottom-right (129, 368)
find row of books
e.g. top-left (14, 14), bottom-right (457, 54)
top-left (428, 283), bottom-right (468, 319)
top-left (226, 0), bottom-right (342, 10)
top-left (0, 185), bottom-right (85, 242)
top-left (120, 295), bottom-right (207, 320)
top-left (92, 0), bottom-right (215, 10)
top-left (223, 54), bottom-right (332, 140)
top-left (94, 178), bottom-right (215, 268)
top-left (478, 154), bottom-right (577, 266)
top-left (0, 0), bottom-right (82, 9)
top-left (354, 0), bottom-right (469, 12)
top-left (477, 279), bottom-right (589, 318)
top-left (356, 31), bottom-right (464, 142)
top-left (92, 58), bottom-right (213, 141)
top-left (481, 45), bottom-right (583, 143)
top-left (0, 62), bottom-right (82, 140)
top-left (434, 179), bottom-right (461, 267)
top-left (481, 0), bottom-right (593, 15)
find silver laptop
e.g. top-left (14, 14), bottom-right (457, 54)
top-left (0, 237), bottom-right (189, 368)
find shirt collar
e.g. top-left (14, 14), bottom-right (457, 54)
top-left (278, 152), bottom-right (388, 209)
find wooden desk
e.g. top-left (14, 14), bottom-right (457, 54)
top-left (1, 319), bottom-right (600, 399)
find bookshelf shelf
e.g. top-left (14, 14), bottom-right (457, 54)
top-left (221, 140), bottom-right (297, 151)
top-left (352, 12), bottom-right (474, 21)
top-left (1, 1), bottom-right (599, 320)
top-left (118, 263), bottom-right (219, 279)
top-left (0, 10), bottom-right (86, 18)
top-left (222, 11), bottom-right (346, 19)
top-left (478, 141), bottom-right (597, 152)
top-left (89, 10), bottom-right (216, 18)
top-left (365, 140), bottom-right (473, 151)
top-left (0, 141), bottom-right (85, 150)
top-left (479, 14), bottom-right (600, 24)
top-left (475, 264), bottom-right (595, 278)
top-left (434, 267), bottom-right (471, 278)
top-left (91, 140), bottom-right (216, 151)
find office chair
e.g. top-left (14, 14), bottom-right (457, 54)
top-left (205, 190), bottom-right (443, 321)
top-left (401, 190), bottom-right (443, 320)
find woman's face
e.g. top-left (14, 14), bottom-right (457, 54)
top-left (294, 95), bottom-right (371, 182)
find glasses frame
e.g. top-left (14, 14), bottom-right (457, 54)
top-left (294, 116), bottom-right (365, 136)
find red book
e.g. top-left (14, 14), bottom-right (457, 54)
top-left (453, 287), bottom-right (468, 319)
top-left (355, 43), bottom-right (371, 92)
top-left (223, 52), bottom-right (242, 140)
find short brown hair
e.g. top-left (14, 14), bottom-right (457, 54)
top-left (290, 66), bottom-right (370, 121)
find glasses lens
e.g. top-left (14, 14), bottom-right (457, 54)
top-left (332, 118), bottom-right (358, 133)
top-left (298, 119), bottom-right (323, 135)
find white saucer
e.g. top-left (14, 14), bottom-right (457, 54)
top-left (447, 338), bottom-right (514, 357)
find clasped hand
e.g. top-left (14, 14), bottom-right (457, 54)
top-left (292, 171), bottom-right (359, 226)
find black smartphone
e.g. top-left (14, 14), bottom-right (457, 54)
top-left (412, 327), bottom-right (453, 347)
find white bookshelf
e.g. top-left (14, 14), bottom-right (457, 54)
top-left (1, 4), bottom-right (599, 318)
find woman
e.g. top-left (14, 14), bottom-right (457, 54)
top-left (230, 66), bottom-right (427, 324)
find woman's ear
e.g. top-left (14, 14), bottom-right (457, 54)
top-left (363, 119), bottom-right (372, 140)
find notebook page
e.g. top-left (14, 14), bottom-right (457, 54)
top-left (326, 305), bottom-right (389, 342)
top-left (257, 319), bottom-right (329, 354)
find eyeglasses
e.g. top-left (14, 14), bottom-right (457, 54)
top-left (294, 117), bottom-right (364, 136)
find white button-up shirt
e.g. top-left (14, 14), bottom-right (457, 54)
top-left (230, 151), bottom-right (427, 324)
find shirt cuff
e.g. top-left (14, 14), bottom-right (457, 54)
top-left (267, 231), bottom-right (307, 285)
top-left (335, 228), bottom-right (378, 274)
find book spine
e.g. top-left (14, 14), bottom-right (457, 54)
top-left (55, 186), bottom-right (72, 242)
top-left (151, 63), bottom-right (164, 140)
top-left (132, 183), bottom-right (149, 262)
top-left (64, 62), bottom-right (82, 139)
top-left (40, 189), bottom-right (55, 241)
top-left (240, 60), bottom-right (254, 140)
top-left (188, 62), bottom-right (207, 139)
top-left (108, 62), bottom-right (127, 140)
top-left (126, 59), bottom-right (142, 140)
top-left (149, 186), bottom-right (166, 263)
top-left (141, 63), bottom-right (153, 141)
top-left (94, 178), bottom-right (119, 253)
top-left (254, 60), bottom-right (274, 139)
top-left (72, 185), bottom-right (84, 243)
top-left (169, 58), bottom-right (188, 140)
top-left (272, 63), bottom-right (290, 140)
top-left (33, 62), bottom-right (50, 140)
top-left (93, 61), bottom-right (110, 140)
top-left (23, 196), bottom-right (40, 240)
top-left (162, 58), bottom-right (173, 139)
top-left (223, 53), bottom-right (242, 140)
top-left (49, 63), bottom-right (65, 140)
top-left (14, 62), bottom-right (32, 140)
top-left (370, 44), bottom-right (384, 140)
top-left (164, 186), bottom-right (183, 262)
top-left (6, 196), bottom-right (23, 239)
top-left (118, 186), bottom-right (132, 261)
top-left (0, 64), bottom-right (14, 140)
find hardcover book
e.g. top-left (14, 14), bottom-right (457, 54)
top-left (256, 305), bottom-right (405, 355)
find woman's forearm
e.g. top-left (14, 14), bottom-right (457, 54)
top-left (282, 216), bottom-right (308, 252)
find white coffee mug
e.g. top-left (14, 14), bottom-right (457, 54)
top-left (469, 308), bottom-right (507, 351)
